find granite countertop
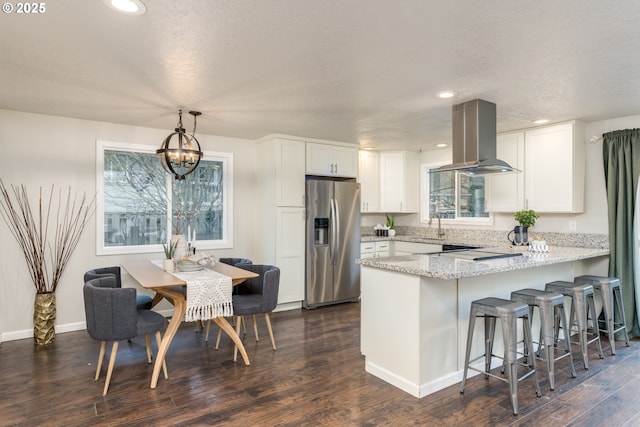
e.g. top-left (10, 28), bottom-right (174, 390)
top-left (356, 246), bottom-right (610, 280)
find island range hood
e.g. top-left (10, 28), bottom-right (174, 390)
top-left (433, 99), bottom-right (519, 175)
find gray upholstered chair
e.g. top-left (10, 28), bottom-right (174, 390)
top-left (84, 266), bottom-right (153, 310)
top-left (228, 265), bottom-right (280, 361)
top-left (83, 276), bottom-right (168, 395)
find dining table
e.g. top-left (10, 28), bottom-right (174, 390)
top-left (121, 260), bottom-right (259, 389)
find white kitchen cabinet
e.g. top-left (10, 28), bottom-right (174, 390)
top-left (360, 241), bottom-right (390, 258)
top-left (257, 137), bottom-right (305, 207)
top-left (486, 132), bottom-right (525, 212)
top-left (525, 121), bottom-right (585, 213)
top-left (306, 142), bottom-right (358, 178)
top-left (274, 207), bottom-right (305, 304)
top-left (358, 151), bottom-right (380, 212)
top-left (255, 136), bottom-right (307, 307)
top-left (486, 121), bottom-right (585, 213)
top-left (379, 151), bottom-right (419, 213)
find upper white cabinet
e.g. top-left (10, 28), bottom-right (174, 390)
top-left (379, 151), bottom-right (419, 213)
top-left (487, 121), bottom-right (585, 213)
top-left (306, 142), bottom-right (358, 178)
top-left (486, 132), bottom-right (525, 212)
top-left (358, 151), bottom-right (380, 212)
top-left (525, 121), bottom-right (585, 213)
top-left (257, 137), bottom-right (306, 207)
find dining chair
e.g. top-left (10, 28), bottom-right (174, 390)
top-left (219, 264), bottom-right (280, 361)
top-left (83, 276), bottom-right (168, 396)
top-left (84, 266), bottom-right (154, 310)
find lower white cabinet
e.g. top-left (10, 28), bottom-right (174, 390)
top-left (360, 241), bottom-right (390, 258)
top-left (275, 207), bottom-right (305, 304)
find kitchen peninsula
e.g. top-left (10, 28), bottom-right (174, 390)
top-left (357, 244), bottom-right (609, 398)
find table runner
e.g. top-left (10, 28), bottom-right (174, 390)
top-left (151, 261), bottom-right (233, 321)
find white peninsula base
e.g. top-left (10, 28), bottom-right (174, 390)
top-left (360, 259), bottom-right (603, 398)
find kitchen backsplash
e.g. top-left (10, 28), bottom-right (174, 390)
top-left (361, 226), bottom-right (609, 249)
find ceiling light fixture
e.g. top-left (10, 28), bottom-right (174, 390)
top-left (157, 110), bottom-right (203, 180)
top-left (436, 90), bottom-right (458, 99)
top-left (532, 118), bottom-right (550, 124)
top-left (435, 143), bottom-right (448, 148)
top-left (103, 0), bottom-right (146, 15)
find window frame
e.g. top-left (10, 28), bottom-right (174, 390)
top-left (96, 140), bottom-right (234, 255)
top-left (420, 162), bottom-right (493, 226)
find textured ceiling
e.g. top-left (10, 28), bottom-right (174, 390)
top-left (1, 0), bottom-right (639, 151)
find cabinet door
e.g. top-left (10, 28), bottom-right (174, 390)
top-left (380, 152), bottom-right (418, 212)
top-left (358, 151), bottom-right (380, 212)
top-left (306, 142), bottom-right (334, 176)
top-left (525, 122), bottom-right (584, 212)
top-left (275, 207), bottom-right (305, 304)
top-left (275, 139), bottom-right (306, 207)
top-left (332, 146), bottom-right (358, 178)
top-left (486, 132), bottom-right (525, 212)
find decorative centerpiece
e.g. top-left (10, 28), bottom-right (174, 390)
top-left (162, 241), bottom-right (178, 271)
top-left (529, 236), bottom-right (549, 253)
top-left (0, 181), bottom-right (95, 345)
top-left (509, 209), bottom-right (540, 246)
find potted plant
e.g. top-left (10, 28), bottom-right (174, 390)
top-left (514, 209), bottom-right (539, 227)
top-left (510, 209), bottom-right (539, 245)
top-left (162, 240), bottom-right (178, 272)
top-left (386, 214), bottom-right (396, 237)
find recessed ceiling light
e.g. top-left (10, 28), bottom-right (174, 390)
top-left (362, 147), bottom-right (375, 150)
top-left (436, 90), bottom-right (458, 99)
top-left (103, 0), bottom-right (146, 15)
top-left (435, 143), bottom-right (448, 148)
top-left (532, 119), bottom-right (550, 125)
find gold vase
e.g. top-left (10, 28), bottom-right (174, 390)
top-left (34, 292), bottom-right (56, 346)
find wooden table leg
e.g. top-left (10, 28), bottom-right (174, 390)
top-left (150, 288), bottom-right (186, 389)
top-left (213, 317), bottom-right (251, 365)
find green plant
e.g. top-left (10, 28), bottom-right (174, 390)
top-left (162, 240), bottom-right (178, 259)
top-left (514, 209), bottom-right (539, 227)
top-left (386, 214), bottom-right (395, 229)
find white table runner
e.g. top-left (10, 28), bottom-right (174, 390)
top-left (152, 261), bottom-right (233, 321)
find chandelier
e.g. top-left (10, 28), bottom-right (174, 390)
top-left (157, 109), bottom-right (203, 180)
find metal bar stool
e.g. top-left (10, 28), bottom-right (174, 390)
top-left (460, 297), bottom-right (542, 416)
top-left (574, 275), bottom-right (630, 355)
top-left (510, 288), bottom-right (576, 390)
top-left (545, 281), bottom-right (604, 369)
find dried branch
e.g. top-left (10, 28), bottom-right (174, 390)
top-left (0, 180), bottom-right (96, 294)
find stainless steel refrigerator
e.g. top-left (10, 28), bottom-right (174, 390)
top-left (304, 177), bottom-right (361, 308)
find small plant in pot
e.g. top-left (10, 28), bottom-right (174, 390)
top-left (162, 240), bottom-right (178, 271)
top-left (509, 210), bottom-right (539, 246)
top-left (386, 214), bottom-right (396, 237)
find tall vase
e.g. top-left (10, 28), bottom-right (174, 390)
top-left (171, 234), bottom-right (188, 262)
top-left (34, 292), bottom-right (56, 346)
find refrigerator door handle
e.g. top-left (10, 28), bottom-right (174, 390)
top-left (330, 198), bottom-right (337, 264)
top-left (333, 198), bottom-right (340, 265)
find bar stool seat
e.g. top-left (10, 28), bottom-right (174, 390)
top-left (574, 275), bottom-right (630, 355)
top-left (510, 288), bottom-right (576, 390)
top-left (460, 297), bottom-right (542, 416)
top-left (545, 281), bottom-right (604, 369)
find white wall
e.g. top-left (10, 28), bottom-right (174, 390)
top-left (0, 109), bottom-right (257, 341)
top-left (387, 115), bottom-right (640, 234)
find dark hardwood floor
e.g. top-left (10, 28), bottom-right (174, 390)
top-left (2, 302), bottom-right (640, 426)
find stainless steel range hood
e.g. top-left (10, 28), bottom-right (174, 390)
top-left (433, 99), bottom-right (519, 175)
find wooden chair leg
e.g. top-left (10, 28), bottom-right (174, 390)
top-left (252, 314), bottom-right (259, 341)
top-left (204, 320), bottom-right (211, 342)
top-left (155, 331), bottom-right (168, 380)
top-left (215, 326), bottom-right (222, 350)
top-left (144, 335), bottom-right (153, 363)
top-left (265, 313), bottom-right (277, 350)
top-left (103, 341), bottom-right (119, 396)
top-left (95, 341), bottom-right (106, 381)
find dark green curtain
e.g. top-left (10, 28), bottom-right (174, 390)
top-left (603, 128), bottom-right (640, 337)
